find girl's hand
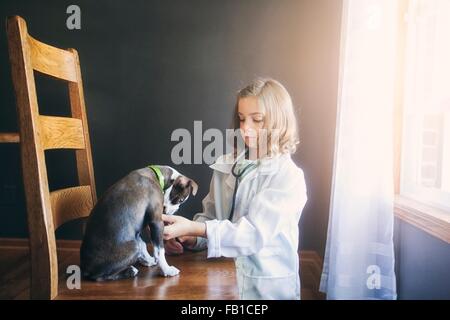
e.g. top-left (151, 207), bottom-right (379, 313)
top-left (164, 239), bottom-right (184, 255)
top-left (162, 214), bottom-right (192, 240)
top-left (178, 236), bottom-right (197, 250)
top-left (162, 214), bottom-right (206, 240)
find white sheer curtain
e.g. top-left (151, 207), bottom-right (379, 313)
top-left (319, 0), bottom-right (399, 299)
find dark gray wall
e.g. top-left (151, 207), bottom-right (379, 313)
top-left (0, 0), bottom-right (343, 247)
top-left (394, 218), bottom-right (450, 299)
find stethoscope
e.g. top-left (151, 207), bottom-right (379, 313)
top-left (228, 148), bottom-right (258, 221)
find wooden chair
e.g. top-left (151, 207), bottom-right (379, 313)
top-left (0, 16), bottom-right (97, 299)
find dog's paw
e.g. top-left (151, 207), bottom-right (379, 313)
top-left (160, 265), bottom-right (180, 277)
top-left (138, 255), bottom-right (157, 267)
top-left (125, 266), bottom-right (139, 278)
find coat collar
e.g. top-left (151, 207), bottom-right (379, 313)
top-left (209, 151), bottom-right (288, 176)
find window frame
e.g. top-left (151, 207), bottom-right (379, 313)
top-left (393, 0), bottom-right (450, 244)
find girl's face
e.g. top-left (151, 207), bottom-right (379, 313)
top-left (237, 97), bottom-right (265, 149)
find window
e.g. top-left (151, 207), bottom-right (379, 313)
top-left (400, 0), bottom-right (450, 213)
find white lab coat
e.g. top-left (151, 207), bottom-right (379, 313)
top-left (192, 151), bottom-right (308, 300)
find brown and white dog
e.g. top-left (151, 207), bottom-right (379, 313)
top-left (80, 165), bottom-right (197, 281)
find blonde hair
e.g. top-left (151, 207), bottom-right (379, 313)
top-left (232, 78), bottom-right (299, 157)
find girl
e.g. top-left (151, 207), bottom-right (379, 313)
top-left (162, 78), bottom-right (308, 300)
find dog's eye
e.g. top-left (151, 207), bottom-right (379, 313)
top-left (178, 198), bottom-right (185, 203)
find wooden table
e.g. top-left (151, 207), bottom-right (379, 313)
top-left (0, 238), bottom-right (324, 300)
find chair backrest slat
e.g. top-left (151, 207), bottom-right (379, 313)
top-left (50, 186), bottom-right (94, 230)
top-left (39, 115), bottom-right (85, 150)
top-left (28, 36), bottom-right (78, 82)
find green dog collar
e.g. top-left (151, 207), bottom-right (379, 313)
top-left (148, 165), bottom-right (165, 191)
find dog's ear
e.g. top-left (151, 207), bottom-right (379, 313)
top-left (175, 176), bottom-right (198, 196)
top-left (187, 179), bottom-right (198, 196)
